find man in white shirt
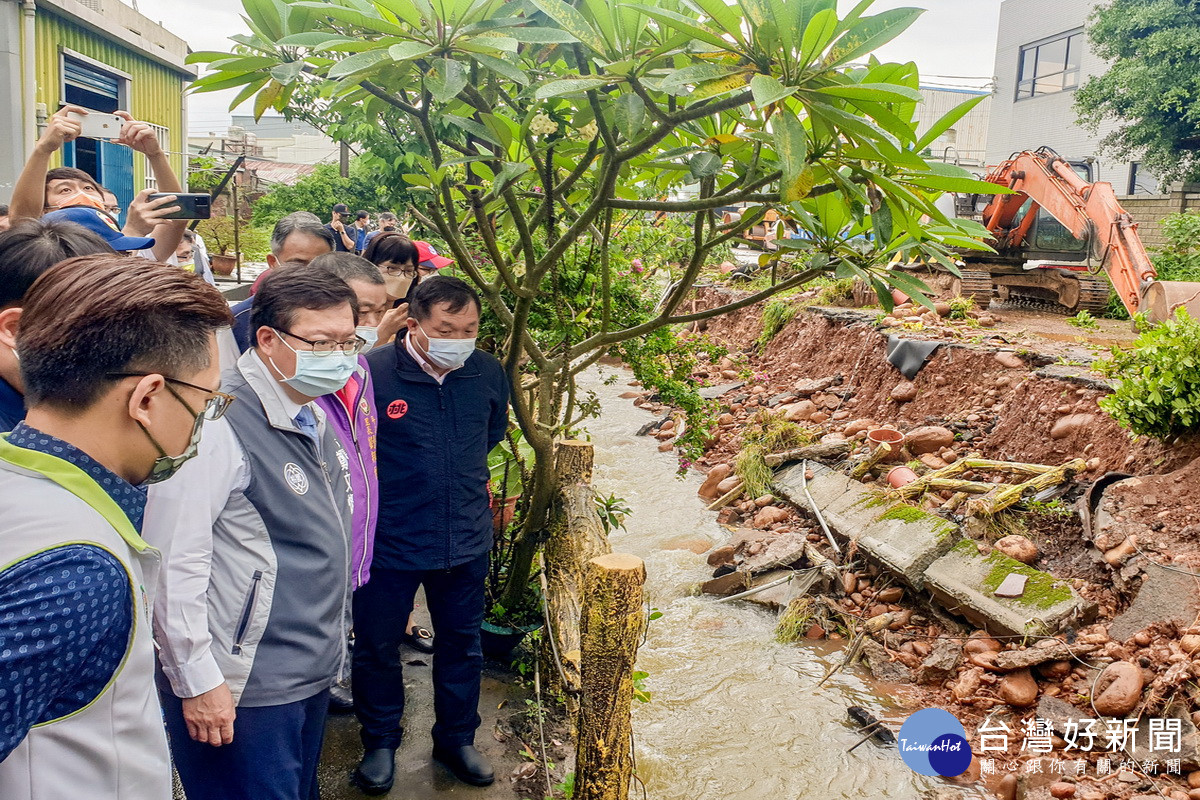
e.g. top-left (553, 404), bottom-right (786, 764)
top-left (147, 265), bottom-right (363, 800)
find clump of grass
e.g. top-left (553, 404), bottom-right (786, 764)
top-left (775, 597), bottom-right (815, 643)
top-left (1067, 310), bottom-right (1098, 330)
top-left (948, 296), bottom-right (976, 320)
top-left (757, 299), bottom-right (797, 348)
top-left (734, 411), bottom-right (819, 497)
top-left (816, 277), bottom-right (856, 305)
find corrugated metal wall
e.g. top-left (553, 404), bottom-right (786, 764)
top-left (33, 9), bottom-right (187, 185)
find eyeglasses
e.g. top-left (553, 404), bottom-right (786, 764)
top-left (417, 265), bottom-right (438, 276)
top-left (381, 263), bottom-right (417, 278)
top-left (106, 373), bottom-right (236, 421)
top-left (274, 328), bottom-right (366, 356)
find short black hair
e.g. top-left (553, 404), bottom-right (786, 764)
top-left (18, 255), bottom-right (233, 409)
top-left (0, 204), bottom-right (9, 216)
top-left (378, 212), bottom-right (397, 222)
top-left (355, 210), bottom-right (369, 220)
top-left (250, 263), bottom-right (359, 340)
top-left (44, 167), bottom-right (101, 194)
top-left (408, 275), bottom-right (481, 321)
top-left (362, 232), bottom-right (418, 268)
top-left (310, 252), bottom-right (384, 287)
top-left (0, 219), bottom-right (115, 307)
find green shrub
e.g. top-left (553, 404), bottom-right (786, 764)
top-left (1153, 212), bottom-right (1200, 283)
top-left (1067, 310), bottom-right (1098, 330)
top-left (1095, 310), bottom-right (1200, 438)
top-left (757, 300), bottom-right (797, 347)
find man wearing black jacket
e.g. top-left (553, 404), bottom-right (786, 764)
top-left (353, 276), bottom-right (510, 795)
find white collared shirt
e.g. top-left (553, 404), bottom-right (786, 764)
top-left (405, 332), bottom-right (450, 385)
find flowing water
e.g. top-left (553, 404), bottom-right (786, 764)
top-left (581, 367), bottom-right (979, 800)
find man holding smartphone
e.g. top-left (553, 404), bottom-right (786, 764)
top-left (326, 203), bottom-right (357, 253)
top-left (7, 106), bottom-right (187, 264)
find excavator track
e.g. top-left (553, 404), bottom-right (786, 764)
top-left (953, 270), bottom-right (995, 306)
top-left (1003, 275), bottom-right (1112, 315)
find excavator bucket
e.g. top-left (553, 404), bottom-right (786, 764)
top-left (1141, 281), bottom-right (1200, 324)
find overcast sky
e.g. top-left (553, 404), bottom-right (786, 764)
top-left (131, 0), bottom-right (1003, 136)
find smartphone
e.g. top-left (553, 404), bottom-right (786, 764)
top-left (147, 193), bottom-right (212, 220)
top-left (66, 111), bottom-right (125, 140)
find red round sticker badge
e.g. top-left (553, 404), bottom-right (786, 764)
top-left (386, 399), bottom-right (408, 419)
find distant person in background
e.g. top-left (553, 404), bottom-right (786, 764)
top-left (326, 203), bottom-right (356, 253)
top-left (0, 219), bottom-right (115, 431)
top-left (228, 213), bottom-right (336, 356)
top-left (173, 230), bottom-right (215, 286)
top-left (364, 212), bottom-right (400, 248)
top-left (0, 204), bottom-right (11, 233)
top-left (101, 188), bottom-right (122, 217)
top-left (353, 210), bottom-right (370, 255)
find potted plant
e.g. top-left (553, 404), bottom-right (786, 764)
top-left (195, 216), bottom-right (238, 275)
top-left (482, 427), bottom-right (542, 659)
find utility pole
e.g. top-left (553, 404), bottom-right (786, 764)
top-left (339, 141), bottom-right (349, 178)
top-left (232, 180), bottom-right (242, 285)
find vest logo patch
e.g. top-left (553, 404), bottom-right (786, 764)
top-left (387, 399), bottom-right (408, 419)
top-left (284, 462), bottom-right (309, 495)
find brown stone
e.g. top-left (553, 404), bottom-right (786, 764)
top-left (963, 632), bottom-right (1003, 655)
top-left (715, 476), bottom-right (742, 495)
top-left (877, 587), bottom-right (904, 603)
top-left (843, 418), bottom-right (875, 437)
top-left (657, 440), bottom-right (674, 452)
top-left (698, 463), bottom-right (733, 500)
top-left (784, 400), bottom-right (817, 422)
top-left (994, 535), bottom-right (1038, 564)
top-left (890, 381), bottom-right (918, 402)
top-left (809, 411), bottom-right (830, 424)
top-left (700, 570), bottom-right (749, 596)
top-left (995, 351), bottom-right (1024, 369)
top-left (753, 494), bottom-right (775, 507)
top-left (705, 545), bottom-right (736, 567)
top-left (919, 454), bottom-right (948, 470)
top-left (905, 425), bottom-right (956, 455)
top-left (998, 668), bottom-right (1039, 707)
top-left (1049, 782), bottom-right (1077, 799)
top-left (752, 506), bottom-right (790, 528)
top-left (1050, 414), bottom-right (1094, 440)
top-left (1183, 635), bottom-right (1200, 654)
top-left (1092, 661), bottom-right (1144, 716)
top-left (996, 774), bottom-right (1017, 800)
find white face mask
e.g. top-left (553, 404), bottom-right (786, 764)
top-left (356, 326), bottom-right (380, 355)
top-left (418, 323), bottom-right (476, 371)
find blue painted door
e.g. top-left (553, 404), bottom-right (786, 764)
top-left (98, 140), bottom-right (134, 227)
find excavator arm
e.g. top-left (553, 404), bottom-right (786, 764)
top-left (979, 149), bottom-right (1200, 322)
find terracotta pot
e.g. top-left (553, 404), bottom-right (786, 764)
top-left (891, 288), bottom-right (910, 305)
top-left (867, 428), bottom-right (906, 463)
top-left (210, 253), bottom-right (237, 276)
top-left (887, 466), bottom-right (919, 488)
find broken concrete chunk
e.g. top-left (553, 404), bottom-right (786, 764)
top-left (700, 570), bottom-right (750, 597)
top-left (993, 573), bottom-right (1028, 598)
top-left (861, 638), bottom-right (914, 683)
top-left (915, 638), bottom-right (961, 685)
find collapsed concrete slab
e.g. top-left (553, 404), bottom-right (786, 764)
top-left (923, 540), bottom-right (1094, 637)
top-left (774, 462), bottom-right (958, 589)
top-left (1108, 561), bottom-right (1200, 642)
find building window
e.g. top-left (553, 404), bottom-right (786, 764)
top-left (1128, 162), bottom-right (1159, 195)
top-left (1016, 29), bottom-right (1083, 100)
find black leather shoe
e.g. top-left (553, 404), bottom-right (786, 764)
top-left (404, 625), bottom-right (435, 654)
top-left (328, 682), bottom-right (354, 714)
top-left (432, 744), bottom-right (494, 786)
top-left (352, 748), bottom-right (396, 795)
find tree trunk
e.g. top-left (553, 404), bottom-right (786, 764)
top-left (543, 441), bottom-right (611, 703)
top-left (575, 553), bottom-right (646, 800)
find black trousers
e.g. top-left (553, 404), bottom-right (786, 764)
top-left (352, 553), bottom-right (488, 751)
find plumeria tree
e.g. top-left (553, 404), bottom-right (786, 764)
top-left (191, 0), bottom-right (998, 612)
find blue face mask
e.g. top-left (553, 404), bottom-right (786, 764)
top-left (356, 326), bottom-right (380, 355)
top-left (269, 331), bottom-right (357, 397)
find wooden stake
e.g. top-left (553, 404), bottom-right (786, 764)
top-left (575, 553), bottom-right (647, 800)
top-left (763, 440), bottom-right (852, 468)
top-left (707, 480), bottom-right (745, 511)
top-left (849, 442), bottom-right (896, 479)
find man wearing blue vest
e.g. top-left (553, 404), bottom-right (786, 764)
top-left (148, 265), bottom-right (361, 800)
top-left (0, 254), bottom-right (233, 799)
top-left (353, 275), bottom-right (510, 794)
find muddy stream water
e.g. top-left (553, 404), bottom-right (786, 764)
top-left (581, 366), bottom-right (983, 800)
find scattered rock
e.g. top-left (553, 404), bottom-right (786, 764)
top-left (1038, 695), bottom-right (1093, 738)
top-left (905, 426), bottom-right (955, 455)
top-left (918, 454), bottom-right (948, 470)
top-left (994, 535), bottom-right (1039, 564)
top-left (995, 773), bottom-right (1018, 800)
top-left (877, 587), bottom-right (904, 603)
top-left (916, 639), bottom-right (961, 685)
top-left (862, 638), bottom-right (914, 683)
top-left (705, 545), bottom-right (736, 568)
top-left (998, 668), bottom-right (1039, 707)
top-left (995, 351), bottom-right (1024, 369)
top-left (890, 381), bottom-right (918, 402)
top-left (1182, 635), bottom-right (1200, 655)
top-left (963, 632), bottom-right (1003, 656)
top-left (784, 400), bottom-right (818, 422)
top-left (843, 418), bottom-right (875, 437)
top-left (951, 667), bottom-right (983, 703)
top-left (1092, 661), bottom-right (1144, 717)
top-left (700, 570), bottom-right (750, 597)
top-left (752, 506), bottom-right (790, 528)
top-left (1049, 782), bottom-right (1076, 798)
top-left (662, 537), bottom-right (711, 554)
top-left (793, 377), bottom-right (837, 395)
top-left (1050, 414), bottom-right (1094, 440)
top-left (994, 640), bottom-right (1095, 671)
top-left (716, 476), bottom-right (742, 495)
top-left (697, 463), bottom-right (733, 500)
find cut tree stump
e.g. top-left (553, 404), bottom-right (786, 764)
top-left (575, 553), bottom-right (646, 800)
top-left (544, 441), bottom-right (611, 705)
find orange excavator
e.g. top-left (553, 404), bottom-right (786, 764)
top-left (934, 147), bottom-right (1200, 322)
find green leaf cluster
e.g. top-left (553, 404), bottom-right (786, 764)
top-left (1096, 309), bottom-right (1200, 439)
